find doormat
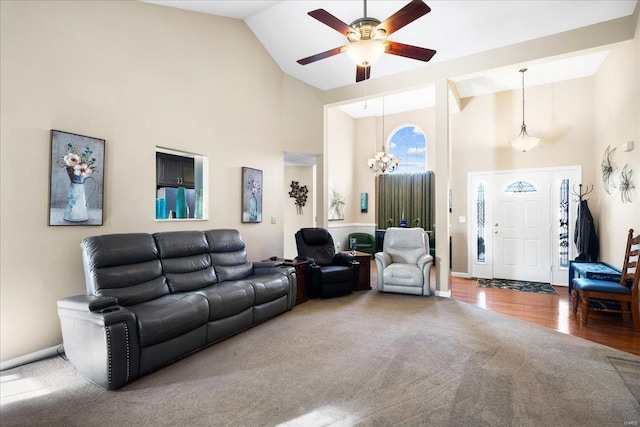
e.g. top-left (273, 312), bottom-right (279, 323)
top-left (477, 278), bottom-right (558, 295)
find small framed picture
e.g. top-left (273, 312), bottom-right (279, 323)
top-left (242, 167), bottom-right (262, 223)
top-left (49, 130), bottom-right (105, 226)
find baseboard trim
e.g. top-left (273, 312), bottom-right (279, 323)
top-left (435, 289), bottom-right (452, 298)
top-left (451, 272), bottom-right (471, 278)
top-left (0, 344), bottom-right (62, 371)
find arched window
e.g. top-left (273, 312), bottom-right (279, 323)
top-left (387, 124), bottom-right (426, 173)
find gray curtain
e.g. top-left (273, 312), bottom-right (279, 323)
top-left (376, 172), bottom-right (434, 231)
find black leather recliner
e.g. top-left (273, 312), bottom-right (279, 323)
top-left (295, 228), bottom-right (359, 299)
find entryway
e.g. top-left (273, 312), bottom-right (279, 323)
top-left (468, 166), bottom-right (581, 285)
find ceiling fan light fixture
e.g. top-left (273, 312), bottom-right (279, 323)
top-left (346, 39), bottom-right (385, 67)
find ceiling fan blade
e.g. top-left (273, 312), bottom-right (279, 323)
top-left (356, 65), bottom-right (371, 82)
top-left (384, 41), bottom-right (436, 62)
top-left (377, 0), bottom-right (431, 37)
top-left (308, 9), bottom-right (353, 36)
top-left (297, 46), bottom-right (346, 65)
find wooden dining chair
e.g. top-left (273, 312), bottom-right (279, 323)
top-left (572, 228), bottom-right (640, 329)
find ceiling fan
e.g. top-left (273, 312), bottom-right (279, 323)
top-left (297, 0), bottom-right (436, 83)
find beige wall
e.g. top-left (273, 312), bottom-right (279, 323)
top-left (449, 77), bottom-right (597, 273)
top-left (593, 23), bottom-right (640, 267)
top-left (0, 1), bottom-right (323, 361)
top-left (327, 108), bottom-right (356, 222)
top-left (352, 108), bottom-right (437, 229)
top-left (284, 166), bottom-right (315, 259)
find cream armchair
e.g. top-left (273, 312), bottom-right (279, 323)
top-left (375, 227), bottom-right (433, 296)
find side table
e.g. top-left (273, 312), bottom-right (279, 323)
top-left (282, 259), bottom-right (309, 305)
top-left (341, 251), bottom-right (371, 291)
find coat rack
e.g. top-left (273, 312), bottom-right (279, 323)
top-left (571, 184), bottom-right (593, 202)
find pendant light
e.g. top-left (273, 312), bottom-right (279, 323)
top-left (367, 97), bottom-right (400, 174)
top-left (509, 68), bottom-right (540, 152)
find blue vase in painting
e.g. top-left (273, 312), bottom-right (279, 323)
top-left (249, 193), bottom-right (258, 221)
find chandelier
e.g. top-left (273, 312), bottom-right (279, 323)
top-left (367, 97), bottom-right (399, 174)
top-left (509, 68), bottom-right (540, 152)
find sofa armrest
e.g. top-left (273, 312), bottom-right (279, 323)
top-left (252, 265), bottom-right (297, 310)
top-left (253, 261), bottom-right (283, 268)
top-left (333, 252), bottom-right (355, 266)
top-left (417, 253), bottom-right (434, 270)
top-left (417, 253), bottom-right (434, 296)
top-left (374, 253), bottom-right (392, 289)
top-left (57, 295), bottom-right (140, 390)
top-left (57, 295), bottom-right (119, 313)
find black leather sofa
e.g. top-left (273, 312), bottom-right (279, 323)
top-left (57, 229), bottom-right (295, 390)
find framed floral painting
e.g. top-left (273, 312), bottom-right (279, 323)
top-left (49, 130), bottom-right (105, 226)
top-left (242, 167), bottom-right (262, 223)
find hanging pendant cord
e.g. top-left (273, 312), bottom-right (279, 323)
top-left (381, 97), bottom-right (385, 151)
top-left (520, 68), bottom-right (526, 127)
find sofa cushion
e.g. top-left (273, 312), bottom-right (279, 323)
top-left (205, 229), bottom-right (253, 281)
top-left (319, 265), bottom-right (354, 283)
top-left (82, 233), bottom-right (168, 305)
top-left (296, 228), bottom-right (336, 266)
top-left (196, 281), bottom-right (255, 321)
top-left (165, 268), bottom-right (217, 293)
top-left (384, 228), bottom-right (427, 265)
top-left (128, 293), bottom-right (209, 347)
top-left (154, 231), bottom-right (209, 258)
top-left (246, 274), bottom-right (290, 305)
top-left (573, 278), bottom-right (631, 295)
top-left (154, 231), bottom-right (218, 292)
top-left (214, 261), bottom-right (253, 282)
top-left (383, 263), bottom-right (423, 287)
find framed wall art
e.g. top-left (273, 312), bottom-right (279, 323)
top-left (242, 167), bottom-right (262, 223)
top-left (49, 130), bottom-right (105, 226)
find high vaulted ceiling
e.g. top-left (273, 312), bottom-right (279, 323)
top-left (143, 1), bottom-right (637, 91)
top-left (142, 1), bottom-right (637, 120)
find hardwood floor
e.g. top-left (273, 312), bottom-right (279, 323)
top-left (449, 276), bottom-right (640, 356)
top-left (367, 263), bottom-right (639, 356)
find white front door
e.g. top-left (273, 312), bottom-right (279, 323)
top-left (492, 171), bottom-right (551, 283)
top-left (468, 167), bottom-right (580, 285)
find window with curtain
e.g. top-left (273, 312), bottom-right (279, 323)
top-left (376, 172), bottom-right (434, 231)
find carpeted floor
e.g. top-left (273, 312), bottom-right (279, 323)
top-left (1, 290), bottom-right (639, 426)
top-left (477, 278), bottom-right (559, 295)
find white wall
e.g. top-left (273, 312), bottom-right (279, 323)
top-left (0, 1), bottom-right (323, 361)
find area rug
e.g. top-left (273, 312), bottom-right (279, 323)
top-left (477, 278), bottom-right (558, 294)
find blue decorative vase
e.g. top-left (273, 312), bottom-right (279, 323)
top-left (155, 198), bottom-right (167, 219)
top-left (176, 187), bottom-right (187, 219)
top-left (249, 193), bottom-right (258, 221)
top-left (64, 173), bottom-right (96, 222)
top-left (194, 189), bottom-right (203, 219)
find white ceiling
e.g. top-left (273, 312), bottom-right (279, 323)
top-left (142, 1), bottom-right (636, 117)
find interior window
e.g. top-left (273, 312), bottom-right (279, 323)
top-left (155, 147), bottom-right (207, 220)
